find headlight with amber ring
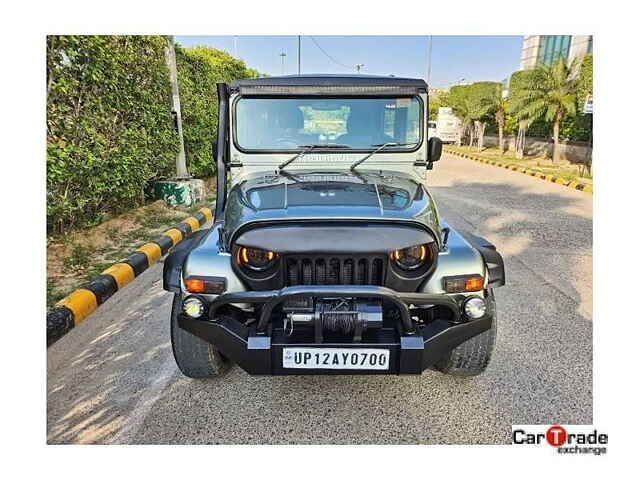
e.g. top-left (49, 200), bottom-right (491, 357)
top-left (237, 246), bottom-right (278, 271)
top-left (390, 244), bottom-right (430, 271)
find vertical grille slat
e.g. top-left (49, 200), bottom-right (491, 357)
top-left (285, 255), bottom-right (385, 286)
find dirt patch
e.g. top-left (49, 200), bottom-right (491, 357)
top-left (47, 198), bottom-right (215, 309)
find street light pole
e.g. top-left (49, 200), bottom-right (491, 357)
top-left (427, 35), bottom-right (433, 84)
top-left (355, 63), bottom-right (365, 72)
top-left (279, 52), bottom-right (287, 75)
top-left (297, 36), bottom-right (301, 74)
top-left (164, 36), bottom-right (188, 179)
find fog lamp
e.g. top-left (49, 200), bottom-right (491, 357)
top-left (463, 296), bottom-right (487, 320)
top-left (182, 296), bottom-right (206, 319)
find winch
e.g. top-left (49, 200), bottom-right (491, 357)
top-left (283, 298), bottom-right (383, 340)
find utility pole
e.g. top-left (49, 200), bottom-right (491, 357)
top-left (279, 52), bottom-right (287, 75)
top-left (164, 36), bottom-right (188, 179)
top-left (234, 36), bottom-right (238, 57)
top-left (427, 36), bottom-right (433, 84)
top-left (355, 63), bottom-right (365, 73)
top-left (297, 36), bottom-right (301, 74)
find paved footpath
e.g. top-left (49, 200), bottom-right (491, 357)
top-left (47, 153), bottom-right (592, 444)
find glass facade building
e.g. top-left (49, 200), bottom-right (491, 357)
top-left (537, 35), bottom-right (572, 65)
top-left (520, 35), bottom-right (592, 70)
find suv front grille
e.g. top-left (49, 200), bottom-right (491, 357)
top-left (285, 255), bottom-right (386, 286)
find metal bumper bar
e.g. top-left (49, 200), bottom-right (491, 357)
top-left (208, 285), bottom-right (462, 335)
top-left (178, 313), bottom-right (492, 375)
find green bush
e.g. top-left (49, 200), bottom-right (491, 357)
top-left (176, 46), bottom-right (261, 178)
top-left (47, 35), bottom-right (179, 234)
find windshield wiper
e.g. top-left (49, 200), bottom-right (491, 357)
top-left (350, 142), bottom-right (418, 170)
top-left (278, 144), bottom-right (351, 171)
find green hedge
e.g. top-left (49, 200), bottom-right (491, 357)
top-left (47, 35), bottom-right (179, 234)
top-left (176, 46), bottom-right (260, 178)
top-left (47, 38), bottom-right (262, 234)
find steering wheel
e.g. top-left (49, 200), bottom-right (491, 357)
top-left (274, 137), bottom-right (300, 148)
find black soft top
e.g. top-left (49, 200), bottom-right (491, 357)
top-left (230, 74), bottom-right (428, 96)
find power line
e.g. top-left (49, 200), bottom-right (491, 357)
top-left (309, 36), bottom-right (354, 70)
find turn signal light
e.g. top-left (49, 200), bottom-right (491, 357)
top-left (443, 275), bottom-right (484, 293)
top-left (185, 278), bottom-right (205, 293)
top-left (184, 276), bottom-right (227, 294)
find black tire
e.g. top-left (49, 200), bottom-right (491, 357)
top-left (170, 293), bottom-right (230, 378)
top-left (434, 289), bottom-right (497, 377)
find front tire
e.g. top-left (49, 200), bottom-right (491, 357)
top-left (434, 289), bottom-right (497, 377)
top-left (170, 293), bottom-right (230, 378)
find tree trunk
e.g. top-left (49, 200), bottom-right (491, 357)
top-left (552, 117), bottom-right (561, 165)
top-left (477, 122), bottom-right (485, 151)
top-left (498, 124), bottom-right (504, 154)
top-left (516, 120), bottom-right (527, 159)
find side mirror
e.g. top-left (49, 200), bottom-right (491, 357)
top-left (428, 137), bottom-right (443, 163)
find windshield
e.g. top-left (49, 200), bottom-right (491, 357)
top-left (234, 97), bottom-right (422, 151)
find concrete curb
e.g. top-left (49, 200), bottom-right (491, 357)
top-left (443, 148), bottom-right (593, 194)
top-left (46, 205), bottom-right (215, 346)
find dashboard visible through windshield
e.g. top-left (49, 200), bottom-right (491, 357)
top-left (234, 97), bottom-right (423, 151)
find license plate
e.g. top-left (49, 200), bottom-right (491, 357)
top-left (282, 348), bottom-right (390, 370)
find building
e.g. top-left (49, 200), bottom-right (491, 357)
top-left (520, 35), bottom-right (592, 70)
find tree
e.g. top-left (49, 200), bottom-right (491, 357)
top-left (448, 86), bottom-right (475, 146)
top-left (448, 83), bottom-right (498, 151)
top-left (175, 45), bottom-right (262, 177)
top-left (483, 83), bottom-right (508, 154)
top-left (510, 57), bottom-right (580, 164)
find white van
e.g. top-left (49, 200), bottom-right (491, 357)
top-left (436, 107), bottom-right (461, 143)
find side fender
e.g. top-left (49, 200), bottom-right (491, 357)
top-left (162, 229), bottom-right (210, 292)
top-left (457, 230), bottom-right (505, 288)
top-left (420, 224), bottom-right (505, 294)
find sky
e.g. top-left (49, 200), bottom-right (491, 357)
top-left (175, 35), bottom-right (523, 88)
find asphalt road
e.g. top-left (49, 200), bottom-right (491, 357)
top-left (47, 153), bottom-right (593, 444)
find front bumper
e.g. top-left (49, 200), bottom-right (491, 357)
top-left (178, 285), bottom-right (492, 375)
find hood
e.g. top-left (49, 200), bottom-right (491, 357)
top-left (223, 169), bottom-right (442, 244)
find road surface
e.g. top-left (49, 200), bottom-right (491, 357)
top-left (47, 153), bottom-right (593, 444)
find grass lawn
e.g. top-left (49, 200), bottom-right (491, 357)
top-left (445, 145), bottom-right (592, 185)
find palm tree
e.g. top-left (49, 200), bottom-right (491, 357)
top-left (484, 83), bottom-right (508, 154)
top-left (510, 57), bottom-right (580, 164)
top-left (448, 93), bottom-right (475, 147)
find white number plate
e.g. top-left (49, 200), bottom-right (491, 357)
top-left (282, 348), bottom-right (390, 370)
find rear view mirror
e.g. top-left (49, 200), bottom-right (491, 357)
top-left (428, 137), bottom-right (443, 163)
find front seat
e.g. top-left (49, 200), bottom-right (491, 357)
top-left (338, 108), bottom-right (394, 148)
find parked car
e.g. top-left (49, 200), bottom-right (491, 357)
top-left (163, 74), bottom-right (505, 378)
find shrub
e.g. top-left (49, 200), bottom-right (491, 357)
top-left (47, 35), bottom-right (179, 234)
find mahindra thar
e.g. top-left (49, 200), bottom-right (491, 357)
top-left (163, 75), bottom-right (505, 378)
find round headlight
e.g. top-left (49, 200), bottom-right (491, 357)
top-left (183, 296), bottom-right (205, 319)
top-left (391, 244), bottom-right (430, 271)
top-left (237, 246), bottom-right (278, 271)
top-left (464, 296), bottom-right (487, 320)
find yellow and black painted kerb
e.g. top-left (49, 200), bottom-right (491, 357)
top-left (443, 148), bottom-right (593, 194)
top-left (47, 206), bottom-right (215, 347)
